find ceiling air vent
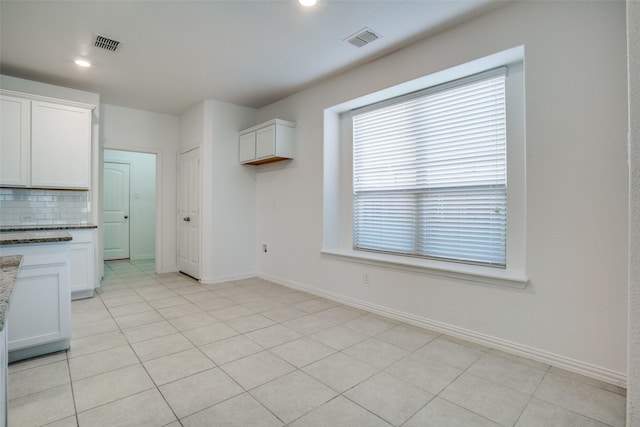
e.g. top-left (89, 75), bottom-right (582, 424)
top-left (345, 28), bottom-right (380, 48)
top-left (94, 35), bottom-right (121, 52)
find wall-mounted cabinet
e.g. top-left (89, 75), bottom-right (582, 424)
top-left (239, 119), bottom-right (295, 165)
top-left (0, 90), bottom-right (94, 189)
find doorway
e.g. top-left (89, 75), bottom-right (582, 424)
top-left (104, 161), bottom-right (130, 260)
top-left (103, 149), bottom-right (157, 262)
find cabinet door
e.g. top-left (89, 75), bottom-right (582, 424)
top-left (31, 101), bottom-right (92, 189)
top-left (239, 132), bottom-right (256, 163)
top-left (69, 229), bottom-right (96, 297)
top-left (255, 125), bottom-right (276, 159)
top-left (8, 263), bottom-right (70, 351)
top-left (70, 242), bottom-right (95, 295)
top-left (0, 95), bottom-right (30, 186)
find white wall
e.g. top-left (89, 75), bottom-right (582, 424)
top-left (206, 100), bottom-right (257, 282)
top-left (254, 1), bottom-right (628, 384)
top-left (179, 102), bottom-right (204, 154)
top-left (101, 104), bottom-right (179, 273)
top-left (628, 0), bottom-right (639, 422)
top-left (104, 149), bottom-right (156, 260)
top-left (179, 100), bottom-right (257, 283)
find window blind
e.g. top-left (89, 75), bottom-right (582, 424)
top-left (352, 69), bottom-right (507, 267)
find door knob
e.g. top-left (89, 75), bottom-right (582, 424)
top-left (184, 217), bottom-right (191, 222)
top-left (124, 215), bottom-right (129, 219)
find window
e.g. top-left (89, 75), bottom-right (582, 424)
top-left (323, 48), bottom-right (526, 287)
top-left (351, 69), bottom-right (507, 267)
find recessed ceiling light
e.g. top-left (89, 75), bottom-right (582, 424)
top-left (75, 59), bottom-right (91, 67)
top-left (299, 0), bottom-right (316, 7)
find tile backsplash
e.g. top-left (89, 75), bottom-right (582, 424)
top-left (0, 188), bottom-right (91, 226)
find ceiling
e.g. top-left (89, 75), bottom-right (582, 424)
top-left (0, 0), bottom-right (505, 115)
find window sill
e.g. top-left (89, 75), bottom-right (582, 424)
top-left (321, 248), bottom-right (528, 289)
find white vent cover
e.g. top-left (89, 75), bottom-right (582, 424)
top-left (345, 28), bottom-right (380, 48)
top-left (94, 35), bottom-right (121, 52)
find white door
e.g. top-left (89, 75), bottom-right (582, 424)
top-left (177, 149), bottom-right (200, 279)
top-left (104, 162), bottom-right (130, 260)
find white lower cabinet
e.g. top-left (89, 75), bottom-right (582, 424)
top-left (69, 229), bottom-right (97, 299)
top-left (0, 243), bottom-right (71, 362)
top-left (0, 324), bottom-right (7, 427)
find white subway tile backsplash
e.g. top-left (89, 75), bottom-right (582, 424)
top-left (0, 188), bottom-right (91, 226)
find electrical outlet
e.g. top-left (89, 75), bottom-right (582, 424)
top-left (363, 272), bottom-right (370, 285)
top-left (262, 244), bottom-right (268, 253)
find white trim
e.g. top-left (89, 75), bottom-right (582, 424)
top-left (0, 89), bottom-right (96, 110)
top-left (131, 254), bottom-right (155, 261)
top-left (321, 248), bottom-right (528, 289)
top-left (200, 271), bottom-right (257, 285)
top-left (323, 47), bottom-right (527, 288)
top-left (259, 272), bottom-right (626, 388)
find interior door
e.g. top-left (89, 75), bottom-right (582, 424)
top-left (104, 162), bottom-right (130, 260)
top-left (178, 149), bottom-right (200, 279)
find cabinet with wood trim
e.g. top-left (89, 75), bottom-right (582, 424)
top-left (239, 119), bottom-right (295, 165)
top-left (0, 90), bottom-right (94, 189)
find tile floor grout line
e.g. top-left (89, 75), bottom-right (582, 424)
top-left (509, 362), bottom-right (552, 426)
top-left (64, 349), bottom-right (81, 427)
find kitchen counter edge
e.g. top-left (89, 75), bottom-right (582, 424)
top-left (0, 224), bottom-right (97, 232)
top-left (0, 232), bottom-right (73, 246)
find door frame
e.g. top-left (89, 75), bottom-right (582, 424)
top-left (100, 145), bottom-right (163, 275)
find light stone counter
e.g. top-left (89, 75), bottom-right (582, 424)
top-left (0, 231), bottom-right (72, 246)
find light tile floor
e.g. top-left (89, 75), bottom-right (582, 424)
top-left (8, 259), bottom-right (627, 427)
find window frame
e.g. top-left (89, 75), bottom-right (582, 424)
top-left (322, 47), bottom-right (527, 288)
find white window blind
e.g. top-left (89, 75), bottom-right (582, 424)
top-left (352, 68), bottom-right (507, 267)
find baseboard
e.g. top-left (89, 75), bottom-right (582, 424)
top-left (71, 289), bottom-right (94, 300)
top-left (131, 254), bottom-right (155, 261)
top-left (9, 338), bottom-right (70, 363)
top-left (201, 271), bottom-right (257, 285)
top-left (259, 272), bottom-right (627, 389)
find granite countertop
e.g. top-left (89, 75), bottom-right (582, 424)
top-left (0, 224), bottom-right (97, 232)
top-left (0, 255), bottom-right (22, 331)
top-left (0, 231), bottom-right (73, 246)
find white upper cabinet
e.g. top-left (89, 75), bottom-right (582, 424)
top-left (0, 91), bottom-right (94, 189)
top-left (31, 101), bottom-right (92, 189)
top-left (238, 131), bottom-right (256, 163)
top-left (239, 119), bottom-right (295, 165)
top-left (0, 95), bottom-right (30, 186)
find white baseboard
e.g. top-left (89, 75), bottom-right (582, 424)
top-left (259, 272), bottom-right (627, 389)
top-left (201, 271), bottom-right (257, 285)
top-left (131, 254), bottom-right (155, 261)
